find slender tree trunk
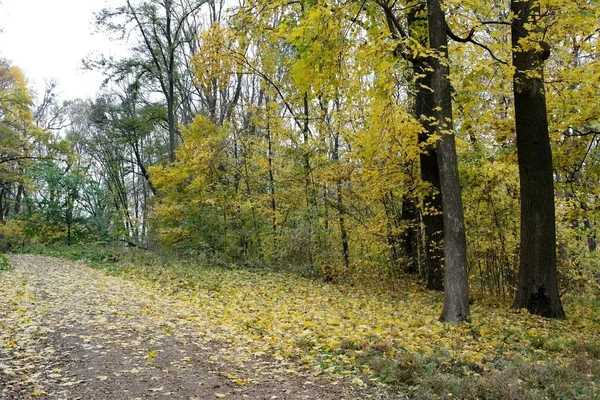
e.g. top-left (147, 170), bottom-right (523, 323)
top-left (332, 132), bottom-right (350, 271)
top-left (302, 92), bottom-right (315, 270)
top-left (426, 0), bottom-right (470, 322)
top-left (242, 143), bottom-right (262, 260)
top-left (142, 177), bottom-right (148, 244)
top-left (14, 183), bottom-right (24, 214)
top-left (3, 189), bottom-right (10, 221)
top-left (382, 194), bottom-right (402, 272)
top-left (401, 197), bottom-right (419, 274)
top-left (133, 141), bottom-right (157, 195)
top-left (511, 0), bottom-right (565, 318)
top-left (382, 193), bottom-right (418, 275)
top-left (0, 188), bottom-right (5, 224)
top-left (66, 201), bottom-right (73, 246)
top-left (266, 111), bottom-right (279, 266)
top-left (584, 219), bottom-right (596, 252)
top-left (167, 95), bottom-right (176, 162)
top-left (166, 0), bottom-right (178, 162)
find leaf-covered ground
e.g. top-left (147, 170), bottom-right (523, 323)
top-left (1, 253), bottom-right (600, 399)
top-left (0, 255), bottom-right (383, 399)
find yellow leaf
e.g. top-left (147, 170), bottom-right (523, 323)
top-left (147, 349), bottom-right (158, 363)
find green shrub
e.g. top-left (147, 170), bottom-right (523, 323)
top-left (0, 254), bottom-right (10, 270)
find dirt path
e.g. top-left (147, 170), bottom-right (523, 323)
top-left (0, 255), bottom-right (387, 400)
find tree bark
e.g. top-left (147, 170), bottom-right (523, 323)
top-left (511, 0), bottom-right (566, 318)
top-left (14, 183), bottom-right (24, 214)
top-left (166, 0), bottom-right (177, 162)
top-left (401, 197), bottom-right (419, 274)
top-left (333, 131), bottom-right (350, 271)
top-left (0, 188), bottom-right (5, 224)
top-left (584, 219), bottom-right (596, 252)
top-left (266, 109), bottom-right (279, 266)
top-left (408, 2), bottom-right (445, 291)
top-left (416, 65), bottom-right (445, 290)
top-left (426, 0), bottom-right (470, 322)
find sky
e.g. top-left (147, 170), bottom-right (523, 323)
top-left (0, 0), bottom-right (125, 102)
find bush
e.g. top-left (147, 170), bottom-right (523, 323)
top-left (0, 254), bottom-right (10, 270)
top-left (0, 219), bottom-right (26, 252)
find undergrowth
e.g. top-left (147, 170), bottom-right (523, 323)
top-left (14, 244), bottom-right (600, 399)
top-left (0, 254), bottom-right (10, 270)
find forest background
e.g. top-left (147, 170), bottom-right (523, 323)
top-left (1, 0), bottom-right (600, 396)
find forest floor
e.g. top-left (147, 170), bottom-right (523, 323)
top-left (1, 252), bottom-right (600, 399)
top-left (0, 255), bottom-right (386, 400)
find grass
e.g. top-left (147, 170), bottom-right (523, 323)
top-left (13, 243), bottom-right (600, 399)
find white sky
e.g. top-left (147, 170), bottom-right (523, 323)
top-left (0, 0), bottom-right (125, 102)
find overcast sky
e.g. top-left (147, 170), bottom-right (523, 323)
top-left (0, 0), bottom-right (125, 102)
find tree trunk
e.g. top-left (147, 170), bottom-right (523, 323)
top-left (333, 132), bottom-right (350, 271)
top-left (14, 183), bottom-right (24, 214)
top-left (401, 197), bottom-right (419, 274)
top-left (165, 0), bottom-right (178, 163)
top-left (267, 112), bottom-right (279, 266)
top-left (167, 92), bottom-right (177, 162)
top-left (584, 219), bottom-right (596, 252)
top-left (511, 0), bottom-right (565, 318)
top-left (408, 3), bottom-right (445, 291)
top-left (302, 92), bottom-right (315, 270)
top-left (426, 0), bottom-right (470, 322)
top-left (0, 188), bottom-right (5, 224)
top-left (133, 144), bottom-right (157, 196)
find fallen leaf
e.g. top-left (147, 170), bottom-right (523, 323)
top-left (60, 380), bottom-right (84, 387)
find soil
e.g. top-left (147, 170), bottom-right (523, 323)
top-left (0, 255), bottom-right (390, 400)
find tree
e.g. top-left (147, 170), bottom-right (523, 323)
top-left (375, 0), bottom-right (469, 313)
top-left (26, 161), bottom-right (86, 245)
top-left (95, 0), bottom-right (209, 162)
top-left (510, 0), bottom-right (565, 318)
top-left (71, 91), bottom-right (165, 244)
top-left (425, 0), bottom-right (470, 322)
top-left (0, 59), bottom-right (38, 223)
top-left (407, 1), bottom-right (445, 290)
top-left (376, 0), bottom-right (446, 290)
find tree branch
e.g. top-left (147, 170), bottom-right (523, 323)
top-left (446, 23), bottom-right (509, 65)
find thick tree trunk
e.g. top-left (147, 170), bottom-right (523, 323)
top-left (511, 0), bottom-right (565, 318)
top-left (426, 0), bottom-right (470, 322)
top-left (417, 77), bottom-right (445, 291)
top-left (377, 0), bottom-right (444, 288)
top-left (408, 4), bottom-right (445, 291)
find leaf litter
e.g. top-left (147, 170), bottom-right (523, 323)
top-left (0, 255), bottom-right (385, 399)
top-left (2, 253), bottom-right (599, 399)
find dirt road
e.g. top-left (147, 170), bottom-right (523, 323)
top-left (0, 255), bottom-right (385, 400)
